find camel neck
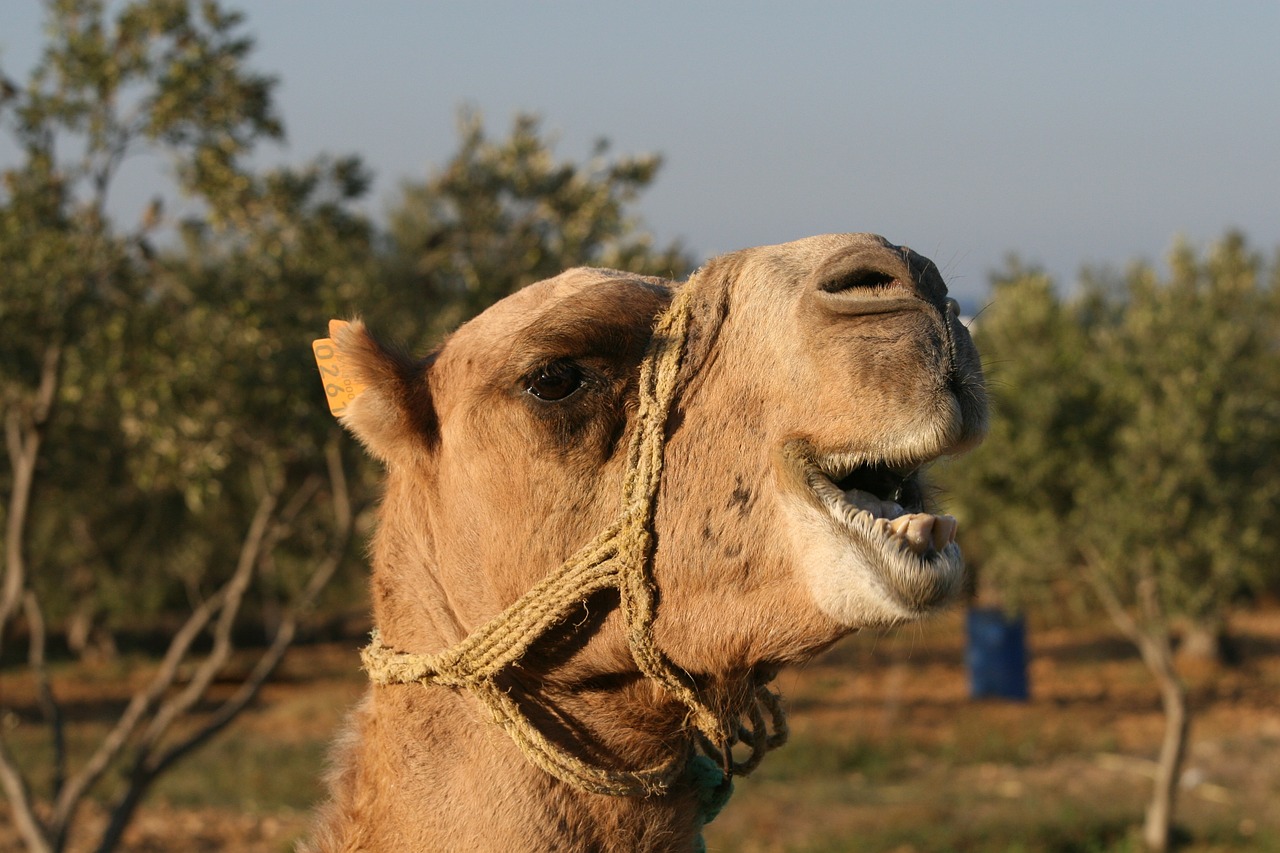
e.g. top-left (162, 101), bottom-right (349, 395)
top-left (340, 681), bottom-right (709, 853)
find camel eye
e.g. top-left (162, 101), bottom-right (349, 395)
top-left (526, 362), bottom-right (584, 402)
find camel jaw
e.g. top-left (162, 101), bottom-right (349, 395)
top-left (782, 449), bottom-right (966, 628)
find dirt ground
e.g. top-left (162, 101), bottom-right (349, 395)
top-left (704, 608), bottom-right (1280, 852)
top-left (2, 608), bottom-right (1278, 852)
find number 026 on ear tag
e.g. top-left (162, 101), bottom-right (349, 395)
top-left (312, 319), bottom-right (366, 417)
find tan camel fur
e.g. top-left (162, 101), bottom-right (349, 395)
top-left (304, 233), bottom-right (988, 852)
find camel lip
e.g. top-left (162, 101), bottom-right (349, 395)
top-left (787, 447), bottom-right (961, 566)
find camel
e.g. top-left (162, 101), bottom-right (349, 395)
top-left (303, 233), bottom-right (988, 852)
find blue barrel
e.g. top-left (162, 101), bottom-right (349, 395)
top-left (966, 608), bottom-right (1029, 701)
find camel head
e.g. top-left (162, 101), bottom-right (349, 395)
top-left (329, 232), bottom-right (986, 779)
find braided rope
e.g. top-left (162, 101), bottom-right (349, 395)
top-left (361, 279), bottom-right (787, 797)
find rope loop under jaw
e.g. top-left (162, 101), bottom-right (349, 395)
top-left (360, 279), bottom-right (788, 798)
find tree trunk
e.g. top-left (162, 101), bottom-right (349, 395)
top-left (1083, 562), bottom-right (1192, 853)
top-left (1141, 644), bottom-right (1190, 852)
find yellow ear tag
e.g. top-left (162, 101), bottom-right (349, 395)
top-left (312, 319), bottom-right (367, 417)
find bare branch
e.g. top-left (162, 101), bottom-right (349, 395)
top-left (22, 592), bottom-right (65, 801)
top-left (99, 439), bottom-right (356, 851)
top-left (134, 485), bottom-right (281, 760)
top-left (0, 594), bottom-right (55, 853)
top-left (1079, 547), bottom-right (1141, 642)
top-left (0, 735), bottom-right (52, 853)
top-left (155, 444), bottom-right (354, 773)
top-left (34, 346), bottom-right (62, 424)
top-left (49, 485), bottom-right (279, 837)
top-left (1135, 562), bottom-right (1173, 658)
top-left (1, 410), bottom-right (32, 634)
top-left (145, 614), bottom-right (299, 782)
top-left (1081, 547), bottom-right (1183, 702)
top-left (325, 435), bottom-right (353, 532)
top-left (140, 448), bottom-right (349, 771)
top-left (277, 474), bottom-right (324, 530)
top-left (2, 344), bottom-right (63, 644)
top-left (50, 553), bottom-right (237, 831)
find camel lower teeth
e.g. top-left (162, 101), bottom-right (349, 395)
top-left (886, 513), bottom-right (958, 555)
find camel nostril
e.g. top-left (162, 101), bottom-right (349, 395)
top-left (819, 268), bottom-right (901, 294)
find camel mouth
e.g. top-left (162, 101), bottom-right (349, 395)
top-left (780, 443), bottom-right (968, 628)
top-left (800, 452), bottom-right (961, 566)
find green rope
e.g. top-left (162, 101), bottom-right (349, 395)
top-left (687, 754), bottom-right (733, 852)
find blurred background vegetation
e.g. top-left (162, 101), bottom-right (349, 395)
top-left (1, 2), bottom-right (1277, 852)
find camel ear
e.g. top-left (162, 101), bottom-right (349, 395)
top-left (315, 319), bottom-right (436, 464)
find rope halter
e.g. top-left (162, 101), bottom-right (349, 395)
top-left (360, 278), bottom-right (788, 797)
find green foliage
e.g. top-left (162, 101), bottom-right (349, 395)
top-left (1, 4), bottom-right (690, 638)
top-left (0, 0), bottom-right (367, 631)
top-left (1077, 235), bottom-right (1280, 622)
top-left (941, 233), bottom-right (1280, 624)
top-left (383, 109), bottom-right (692, 346)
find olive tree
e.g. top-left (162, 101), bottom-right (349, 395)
top-left (0, 3), bottom-right (362, 850)
top-left (941, 233), bottom-right (1280, 851)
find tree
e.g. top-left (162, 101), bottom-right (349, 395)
top-left (383, 109), bottom-right (692, 346)
top-left (0, 3), bottom-right (363, 851)
top-left (0, 0), bottom-right (287, 645)
top-left (940, 234), bottom-right (1280, 851)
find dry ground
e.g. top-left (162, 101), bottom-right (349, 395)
top-left (2, 608), bottom-right (1278, 852)
top-left (704, 608), bottom-right (1280, 852)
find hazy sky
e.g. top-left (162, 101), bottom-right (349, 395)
top-left (3, 2), bottom-right (1278, 305)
